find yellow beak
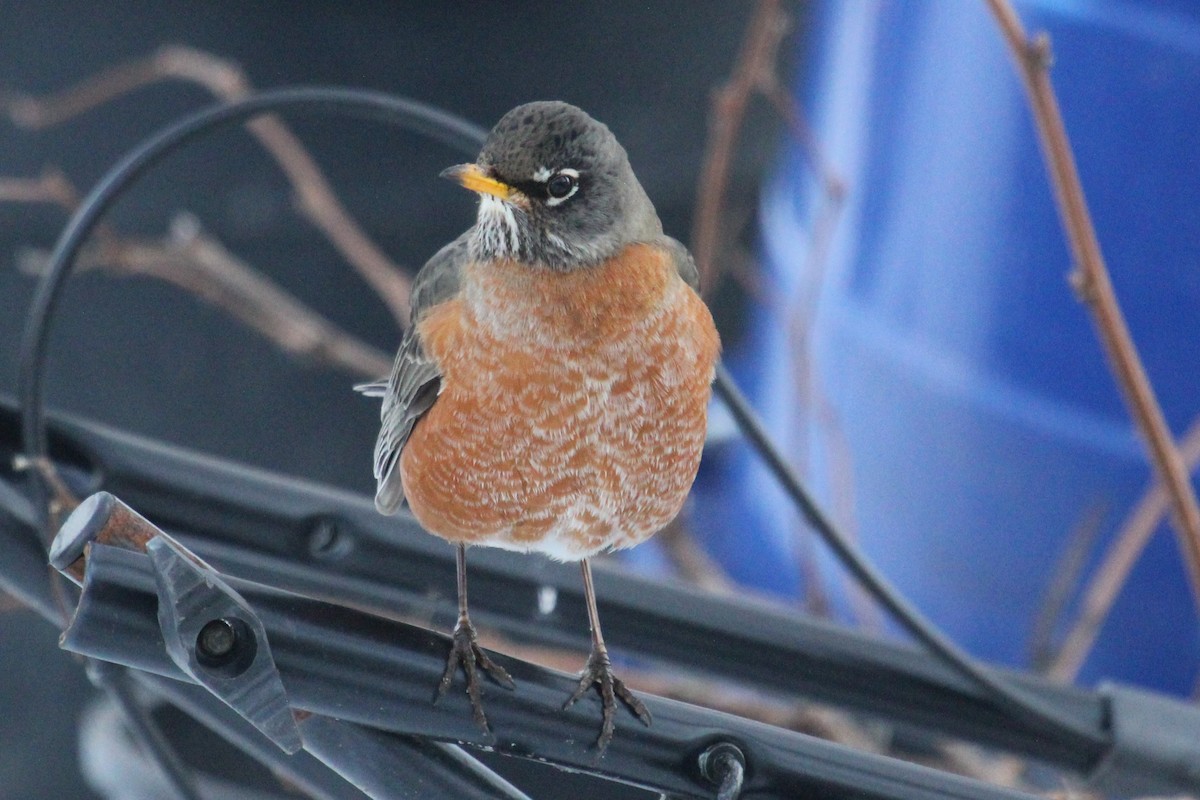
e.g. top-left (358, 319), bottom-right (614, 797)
top-left (439, 163), bottom-right (513, 200)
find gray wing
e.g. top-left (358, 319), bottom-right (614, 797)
top-left (656, 235), bottom-right (700, 291)
top-left (410, 231), bottom-right (470, 317)
top-left (355, 231), bottom-right (470, 514)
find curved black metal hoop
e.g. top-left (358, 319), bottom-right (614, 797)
top-left (17, 86), bottom-right (488, 488)
top-left (15, 85), bottom-right (1109, 755)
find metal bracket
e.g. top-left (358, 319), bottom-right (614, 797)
top-left (148, 534), bottom-right (302, 754)
top-left (52, 490), bottom-right (302, 753)
top-left (1089, 682), bottom-right (1200, 795)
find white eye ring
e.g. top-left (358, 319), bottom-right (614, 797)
top-left (545, 168), bottom-right (580, 206)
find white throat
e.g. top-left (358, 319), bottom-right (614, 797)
top-left (474, 195), bottom-right (522, 259)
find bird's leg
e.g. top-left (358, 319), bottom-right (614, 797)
top-left (435, 542), bottom-right (515, 731)
top-left (564, 558), bottom-right (652, 752)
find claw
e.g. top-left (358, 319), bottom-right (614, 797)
top-left (564, 646), bottom-right (652, 754)
top-left (434, 619), bottom-right (515, 732)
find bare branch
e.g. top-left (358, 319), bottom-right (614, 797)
top-left (760, 80), bottom-right (846, 202)
top-left (690, 0), bottom-right (867, 623)
top-left (983, 0), bottom-right (1200, 602)
top-left (655, 516), bottom-right (737, 594)
top-left (1029, 502), bottom-right (1107, 671)
top-left (3, 45), bottom-right (413, 326)
top-left (3, 169), bottom-right (390, 378)
top-left (6, 59), bottom-right (166, 129)
top-left (692, 0), bottom-right (791, 294)
top-left (0, 167), bottom-right (79, 206)
top-left (691, 1), bottom-right (846, 296)
top-left (1047, 416), bottom-right (1200, 682)
top-left (75, 217), bottom-right (391, 378)
top-left (12, 454), bottom-right (81, 540)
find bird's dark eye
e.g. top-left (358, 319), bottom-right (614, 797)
top-left (546, 172), bottom-right (577, 200)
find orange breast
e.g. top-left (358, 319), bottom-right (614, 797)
top-left (399, 243), bottom-right (720, 560)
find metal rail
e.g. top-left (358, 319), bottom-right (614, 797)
top-left (48, 495), bottom-right (1042, 800)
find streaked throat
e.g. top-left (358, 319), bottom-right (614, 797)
top-left (474, 194), bottom-right (524, 260)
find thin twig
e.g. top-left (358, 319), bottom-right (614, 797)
top-left (1028, 502), bottom-right (1107, 671)
top-left (3, 45), bottom-right (413, 326)
top-left (0, 167), bottom-right (79, 206)
top-left (766, 77), bottom-right (858, 623)
top-left (0, 167), bottom-right (125, 256)
top-left (12, 454), bottom-right (81, 543)
top-left (655, 516), bottom-right (737, 594)
top-left (109, 220), bottom-right (392, 377)
top-left (1047, 415), bottom-right (1200, 682)
top-left (691, 1), bottom-right (844, 295)
top-left (781, 200), bottom-right (874, 626)
top-left (692, 0), bottom-right (791, 294)
top-left (984, 0), bottom-right (1200, 602)
top-left (1, 172), bottom-right (390, 378)
top-left (810, 383), bottom-right (885, 631)
top-left (760, 81), bottom-right (846, 203)
top-left (693, 0), bottom-right (866, 622)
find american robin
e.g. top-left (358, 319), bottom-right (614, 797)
top-left (358, 101), bottom-right (720, 752)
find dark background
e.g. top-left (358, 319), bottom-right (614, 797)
top-left (0, 2), bottom-right (790, 797)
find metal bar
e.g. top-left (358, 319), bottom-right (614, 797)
top-left (61, 537), bottom-right (1040, 800)
top-left (52, 538), bottom-right (547, 800)
top-left (298, 719), bottom-right (534, 800)
top-left (146, 671), bottom-right (538, 800)
top-left (138, 675), bottom-right (375, 800)
top-left (87, 661), bottom-right (207, 800)
top-left (0, 509), bottom-right (63, 625)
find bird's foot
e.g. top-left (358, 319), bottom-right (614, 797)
top-left (564, 645), bottom-right (652, 754)
top-left (434, 618), bottom-right (515, 732)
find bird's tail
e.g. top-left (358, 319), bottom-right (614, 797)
top-left (354, 379), bottom-right (388, 397)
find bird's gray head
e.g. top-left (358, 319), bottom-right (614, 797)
top-left (442, 101), bottom-right (662, 270)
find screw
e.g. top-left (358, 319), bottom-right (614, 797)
top-left (196, 618), bottom-right (238, 667)
top-left (699, 742), bottom-right (746, 800)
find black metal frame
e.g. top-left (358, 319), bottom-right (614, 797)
top-left (49, 508), bottom-right (1033, 800)
top-left (2, 86), bottom-right (1199, 798)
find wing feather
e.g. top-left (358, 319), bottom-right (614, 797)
top-left (656, 235), bottom-right (700, 291)
top-left (355, 232), bottom-right (469, 514)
